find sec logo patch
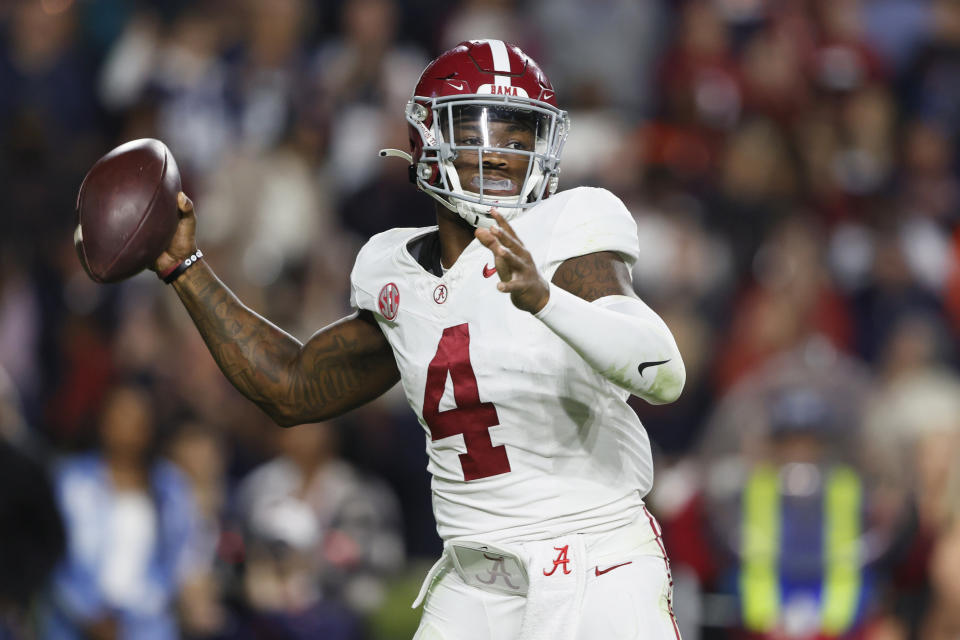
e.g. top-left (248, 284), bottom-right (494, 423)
top-left (378, 283), bottom-right (400, 320)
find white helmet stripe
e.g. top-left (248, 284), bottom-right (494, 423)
top-left (481, 39), bottom-right (511, 72)
top-left (479, 38), bottom-right (512, 86)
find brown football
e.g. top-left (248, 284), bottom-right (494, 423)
top-left (75, 138), bottom-right (181, 283)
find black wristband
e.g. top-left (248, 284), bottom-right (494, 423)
top-left (162, 249), bottom-right (203, 284)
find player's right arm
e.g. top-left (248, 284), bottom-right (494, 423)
top-left (155, 193), bottom-right (400, 427)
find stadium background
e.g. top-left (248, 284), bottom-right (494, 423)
top-left (2, 0), bottom-right (960, 638)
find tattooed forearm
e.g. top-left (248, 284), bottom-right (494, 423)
top-left (551, 251), bottom-right (635, 302)
top-left (172, 262), bottom-right (398, 426)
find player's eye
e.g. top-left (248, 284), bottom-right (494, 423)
top-left (505, 140), bottom-right (530, 150)
top-left (458, 136), bottom-right (483, 146)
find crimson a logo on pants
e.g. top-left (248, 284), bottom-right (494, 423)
top-left (543, 545), bottom-right (571, 576)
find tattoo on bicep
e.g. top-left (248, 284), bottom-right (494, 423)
top-left (179, 273), bottom-right (396, 421)
top-left (289, 335), bottom-right (370, 409)
top-left (551, 251), bottom-right (633, 302)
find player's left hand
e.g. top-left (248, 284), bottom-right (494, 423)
top-left (475, 210), bottom-right (550, 314)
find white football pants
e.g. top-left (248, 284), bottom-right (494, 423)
top-left (413, 508), bottom-right (682, 640)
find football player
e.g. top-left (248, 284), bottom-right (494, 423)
top-left (154, 40), bottom-right (685, 640)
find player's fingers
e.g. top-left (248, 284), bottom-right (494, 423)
top-left (493, 235), bottom-right (536, 275)
top-left (490, 211), bottom-right (524, 251)
top-left (478, 234), bottom-right (516, 277)
top-left (491, 210), bottom-right (521, 241)
top-left (480, 234), bottom-right (507, 261)
top-left (177, 192), bottom-right (195, 217)
top-left (480, 232), bottom-right (523, 268)
top-left (495, 245), bottom-right (527, 270)
top-left (491, 224), bottom-right (524, 254)
top-left (496, 279), bottom-right (526, 293)
top-left (475, 227), bottom-right (497, 249)
top-left (490, 209), bottom-right (509, 230)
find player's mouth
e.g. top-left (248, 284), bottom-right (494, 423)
top-left (470, 175), bottom-right (519, 196)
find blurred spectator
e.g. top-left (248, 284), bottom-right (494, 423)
top-left (0, 438), bottom-right (66, 638)
top-left (862, 343), bottom-right (960, 638)
top-left (43, 316), bottom-right (116, 449)
top-left (198, 126), bottom-right (335, 290)
top-left (233, 497), bottom-right (364, 640)
top-left (917, 456), bottom-right (960, 640)
top-left (656, 341), bottom-right (881, 635)
top-left (314, 0), bottom-right (427, 196)
top-left (807, 0), bottom-right (888, 94)
top-left (100, 6), bottom-right (235, 177)
top-left (900, 0), bottom-right (960, 136)
top-left (41, 384), bottom-right (209, 640)
top-left (0, 2), bottom-right (98, 135)
top-left (833, 85), bottom-right (896, 198)
top-left (739, 19), bottom-right (811, 124)
top-left (337, 392), bottom-right (440, 559)
top-left (631, 192), bottom-right (735, 307)
top-left (230, 0), bottom-right (316, 153)
top-left (0, 1), bottom-right (100, 259)
top-left (166, 422), bottom-right (230, 637)
top-left (441, 0), bottom-right (533, 54)
top-left (529, 0), bottom-right (666, 116)
top-left (236, 422), bottom-right (404, 614)
top-left (898, 119), bottom-right (959, 228)
top-left (849, 231), bottom-right (944, 364)
top-left (707, 118), bottom-right (799, 282)
top-left (0, 367), bottom-right (65, 638)
top-left (862, 0), bottom-right (931, 73)
top-left (701, 373), bottom-right (895, 639)
top-left (0, 258), bottom-right (42, 413)
top-left (712, 216), bottom-right (851, 391)
top-left (945, 225), bottom-right (960, 335)
top-left (658, 0), bottom-right (741, 131)
top-left (724, 387), bottom-right (877, 639)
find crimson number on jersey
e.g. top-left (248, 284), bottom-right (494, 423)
top-left (422, 324), bottom-right (510, 480)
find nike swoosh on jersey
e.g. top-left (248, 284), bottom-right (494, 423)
top-left (637, 359), bottom-right (670, 376)
top-left (594, 561), bottom-right (633, 577)
top-left (483, 264), bottom-right (497, 278)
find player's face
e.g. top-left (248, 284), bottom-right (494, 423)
top-left (448, 108), bottom-right (541, 198)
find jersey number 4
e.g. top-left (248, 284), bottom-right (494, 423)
top-left (422, 324), bottom-right (511, 481)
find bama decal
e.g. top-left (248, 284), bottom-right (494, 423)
top-left (477, 84), bottom-right (529, 98)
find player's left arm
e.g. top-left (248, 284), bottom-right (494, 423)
top-left (475, 211), bottom-right (685, 404)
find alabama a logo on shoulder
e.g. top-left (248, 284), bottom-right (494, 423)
top-left (378, 283), bottom-right (399, 320)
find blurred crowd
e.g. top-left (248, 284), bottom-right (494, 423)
top-left (1, 0), bottom-right (959, 638)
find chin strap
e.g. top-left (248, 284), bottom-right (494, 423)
top-left (378, 148), bottom-right (491, 226)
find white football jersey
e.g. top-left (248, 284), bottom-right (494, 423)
top-left (350, 187), bottom-right (653, 543)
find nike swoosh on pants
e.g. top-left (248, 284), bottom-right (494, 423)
top-left (594, 561), bottom-right (633, 577)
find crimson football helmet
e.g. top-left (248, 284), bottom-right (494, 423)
top-left (381, 39), bottom-right (569, 228)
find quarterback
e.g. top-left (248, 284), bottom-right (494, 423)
top-left (155, 40), bottom-right (685, 639)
